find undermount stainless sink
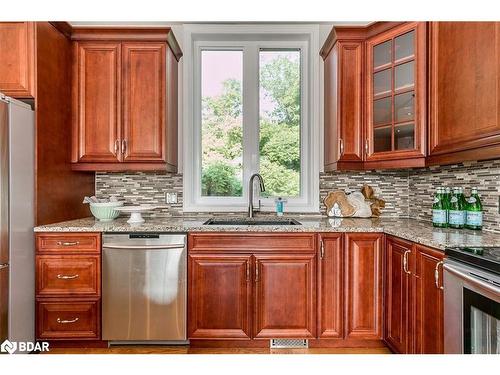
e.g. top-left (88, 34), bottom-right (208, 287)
top-left (203, 218), bottom-right (302, 226)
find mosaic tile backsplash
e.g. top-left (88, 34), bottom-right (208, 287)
top-left (95, 159), bottom-right (500, 232)
top-left (409, 159), bottom-right (500, 233)
top-left (319, 170), bottom-right (410, 217)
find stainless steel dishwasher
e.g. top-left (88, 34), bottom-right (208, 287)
top-left (102, 233), bottom-right (187, 343)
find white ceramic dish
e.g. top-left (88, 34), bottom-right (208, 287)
top-left (114, 205), bottom-right (161, 224)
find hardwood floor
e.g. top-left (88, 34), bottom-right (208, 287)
top-left (46, 345), bottom-right (392, 354)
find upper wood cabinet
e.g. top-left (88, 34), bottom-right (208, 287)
top-left (321, 22), bottom-right (426, 170)
top-left (0, 22), bottom-right (35, 98)
top-left (365, 22), bottom-right (427, 168)
top-left (73, 42), bottom-right (122, 163)
top-left (71, 28), bottom-right (182, 172)
top-left (322, 38), bottom-right (364, 170)
top-left (428, 22), bottom-right (500, 165)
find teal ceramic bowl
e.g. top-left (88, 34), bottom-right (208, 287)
top-left (89, 201), bottom-right (124, 222)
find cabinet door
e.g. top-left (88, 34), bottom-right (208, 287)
top-left (324, 41), bottom-right (363, 171)
top-left (429, 22), bottom-right (500, 164)
top-left (345, 233), bottom-right (383, 340)
top-left (188, 254), bottom-right (252, 340)
top-left (0, 22), bottom-right (35, 98)
top-left (365, 22), bottom-right (426, 167)
top-left (318, 233), bottom-right (344, 338)
top-left (414, 244), bottom-right (444, 354)
top-left (72, 42), bottom-right (121, 163)
top-left (36, 300), bottom-right (100, 340)
top-left (384, 236), bottom-right (414, 353)
top-left (254, 254), bottom-right (316, 338)
top-left (122, 43), bottom-right (166, 163)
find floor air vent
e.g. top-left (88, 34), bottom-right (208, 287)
top-left (270, 339), bottom-right (308, 349)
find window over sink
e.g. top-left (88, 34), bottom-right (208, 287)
top-left (183, 25), bottom-right (320, 212)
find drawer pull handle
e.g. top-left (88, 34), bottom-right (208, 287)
top-left (57, 241), bottom-right (80, 247)
top-left (434, 261), bottom-right (444, 290)
top-left (403, 250), bottom-right (411, 275)
top-left (57, 274), bottom-right (79, 280)
top-left (57, 317), bottom-right (79, 324)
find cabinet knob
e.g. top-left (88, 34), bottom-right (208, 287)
top-left (114, 139), bottom-right (120, 155)
top-left (339, 138), bottom-right (344, 157)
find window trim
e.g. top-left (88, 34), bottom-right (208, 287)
top-left (183, 24), bottom-right (320, 213)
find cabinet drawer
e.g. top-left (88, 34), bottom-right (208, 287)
top-left (189, 233), bottom-right (316, 253)
top-left (36, 233), bottom-right (100, 254)
top-left (36, 255), bottom-right (100, 297)
top-left (36, 300), bottom-right (100, 340)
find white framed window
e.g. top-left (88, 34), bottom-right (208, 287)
top-left (183, 24), bottom-right (320, 213)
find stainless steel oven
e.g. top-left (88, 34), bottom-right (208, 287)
top-left (444, 247), bottom-right (500, 354)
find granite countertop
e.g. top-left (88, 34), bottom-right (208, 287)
top-left (34, 216), bottom-right (500, 251)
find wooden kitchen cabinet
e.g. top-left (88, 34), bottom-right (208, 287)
top-left (365, 22), bottom-right (427, 168)
top-left (188, 233), bottom-right (316, 341)
top-left (72, 42), bottom-right (122, 163)
top-left (321, 37), bottom-right (364, 171)
top-left (188, 254), bottom-right (252, 340)
top-left (384, 237), bottom-right (444, 354)
top-left (0, 22), bottom-right (35, 98)
top-left (384, 236), bottom-right (415, 354)
top-left (35, 233), bottom-right (102, 341)
top-left (122, 43), bottom-right (166, 163)
top-left (317, 233), bottom-right (344, 338)
top-left (428, 22), bottom-right (500, 165)
top-left (71, 28), bottom-right (182, 172)
top-left (321, 22), bottom-right (426, 170)
top-left (344, 233), bottom-right (384, 340)
top-left (414, 244), bottom-right (444, 354)
top-left (254, 254), bottom-right (316, 339)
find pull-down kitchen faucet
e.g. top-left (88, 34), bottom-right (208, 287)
top-left (248, 173), bottom-right (265, 218)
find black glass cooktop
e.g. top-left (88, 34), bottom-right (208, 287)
top-left (445, 247), bottom-right (500, 275)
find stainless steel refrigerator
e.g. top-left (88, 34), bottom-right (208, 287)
top-left (0, 92), bottom-right (35, 348)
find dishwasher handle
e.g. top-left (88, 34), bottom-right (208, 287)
top-left (102, 244), bottom-right (186, 250)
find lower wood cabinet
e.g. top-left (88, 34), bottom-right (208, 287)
top-left (414, 244), bottom-right (444, 354)
top-left (344, 233), bottom-right (384, 340)
top-left (35, 233), bottom-right (101, 341)
top-left (384, 236), bottom-right (444, 354)
top-left (188, 233), bottom-right (316, 341)
top-left (37, 300), bottom-right (100, 340)
top-left (384, 236), bottom-right (415, 354)
top-left (317, 233), bottom-right (344, 338)
top-left (254, 254), bottom-right (316, 338)
top-left (188, 254), bottom-right (252, 340)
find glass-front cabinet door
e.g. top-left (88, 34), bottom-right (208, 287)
top-left (365, 22), bottom-right (426, 167)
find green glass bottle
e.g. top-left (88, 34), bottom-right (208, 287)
top-left (448, 187), bottom-right (465, 229)
top-left (432, 187), bottom-right (447, 228)
top-left (444, 187), bottom-right (451, 224)
top-left (466, 187), bottom-right (483, 230)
